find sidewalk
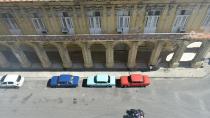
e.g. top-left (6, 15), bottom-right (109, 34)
top-left (0, 67), bottom-right (208, 80)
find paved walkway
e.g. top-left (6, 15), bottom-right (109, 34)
top-left (1, 52), bottom-right (209, 80)
top-left (0, 66), bottom-right (208, 80)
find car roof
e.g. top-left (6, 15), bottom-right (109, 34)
top-left (59, 74), bottom-right (72, 82)
top-left (130, 74), bottom-right (143, 82)
top-left (4, 74), bottom-right (19, 82)
top-left (96, 74), bottom-right (109, 82)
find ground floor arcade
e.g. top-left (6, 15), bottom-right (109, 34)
top-left (0, 37), bottom-right (209, 70)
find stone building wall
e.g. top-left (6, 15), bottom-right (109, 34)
top-left (0, 0), bottom-right (209, 70)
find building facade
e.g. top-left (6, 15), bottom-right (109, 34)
top-left (0, 0), bottom-right (210, 70)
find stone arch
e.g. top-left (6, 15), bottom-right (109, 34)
top-left (90, 43), bottom-right (106, 68)
top-left (0, 43), bottom-right (20, 68)
top-left (136, 41), bottom-right (155, 68)
top-left (66, 42), bottom-right (84, 68)
top-left (88, 41), bottom-right (106, 48)
top-left (18, 43), bottom-right (42, 68)
top-left (113, 42), bottom-right (129, 68)
top-left (113, 41), bottom-right (131, 49)
top-left (42, 43), bottom-right (63, 68)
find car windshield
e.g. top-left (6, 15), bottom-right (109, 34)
top-left (16, 75), bottom-right (21, 82)
top-left (68, 76), bottom-right (73, 84)
top-left (128, 76), bottom-right (142, 83)
top-left (0, 75), bottom-right (6, 82)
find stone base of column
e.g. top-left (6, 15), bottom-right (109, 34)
top-left (169, 62), bottom-right (179, 68)
top-left (84, 63), bottom-right (93, 68)
top-left (127, 63), bottom-right (136, 68)
top-left (191, 61), bottom-right (204, 68)
top-left (106, 63), bottom-right (114, 68)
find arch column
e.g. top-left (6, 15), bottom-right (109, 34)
top-left (9, 43), bottom-right (31, 68)
top-left (105, 42), bottom-right (114, 68)
top-left (80, 42), bottom-right (93, 68)
top-left (149, 41), bottom-right (164, 66)
top-left (52, 42), bottom-right (72, 68)
top-left (127, 41), bottom-right (139, 68)
top-left (0, 52), bottom-right (10, 68)
top-left (191, 41), bottom-right (210, 68)
top-left (29, 42), bottom-right (51, 68)
top-left (169, 41), bottom-right (189, 68)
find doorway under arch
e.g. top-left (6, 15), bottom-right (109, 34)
top-left (43, 43), bottom-right (63, 68)
top-left (114, 43), bottom-right (129, 68)
top-left (136, 42), bottom-right (153, 69)
top-left (0, 44), bottom-right (20, 68)
top-left (19, 43), bottom-right (42, 69)
top-left (67, 43), bottom-right (84, 68)
top-left (90, 43), bottom-right (106, 68)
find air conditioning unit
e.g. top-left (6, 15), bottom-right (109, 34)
top-left (117, 28), bottom-right (122, 34)
top-left (62, 28), bottom-right (68, 34)
top-left (41, 29), bottom-right (48, 34)
top-left (177, 27), bottom-right (185, 33)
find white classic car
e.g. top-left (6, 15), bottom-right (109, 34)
top-left (0, 74), bottom-right (24, 88)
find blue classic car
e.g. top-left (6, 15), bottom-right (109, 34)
top-left (49, 74), bottom-right (79, 88)
top-left (87, 74), bottom-right (115, 87)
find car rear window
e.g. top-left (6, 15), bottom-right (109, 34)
top-left (8, 82), bottom-right (14, 84)
top-left (16, 75), bottom-right (21, 82)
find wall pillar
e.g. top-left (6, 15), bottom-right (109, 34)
top-left (149, 41), bottom-right (164, 66)
top-left (130, 5), bottom-right (138, 33)
top-left (162, 4), bottom-right (177, 32)
top-left (81, 42), bottom-right (93, 68)
top-left (105, 42), bottom-right (114, 68)
top-left (53, 42), bottom-right (72, 68)
top-left (136, 5), bottom-right (146, 32)
top-left (80, 5), bottom-right (88, 34)
top-left (102, 6), bottom-right (108, 33)
top-left (127, 42), bottom-right (139, 68)
top-left (9, 43), bottom-right (31, 68)
top-left (191, 41), bottom-right (210, 68)
top-left (157, 5), bottom-right (169, 32)
top-left (29, 43), bottom-right (51, 68)
top-left (0, 52), bottom-right (10, 68)
top-left (169, 41), bottom-right (189, 68)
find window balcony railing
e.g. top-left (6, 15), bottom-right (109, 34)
top-left (0, 33), bottom-right (209, 42)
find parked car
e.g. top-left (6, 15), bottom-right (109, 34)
top-left (120, 74), bottom-right (150, 87)
top-left (87, 74), bottom-right (115, 87)
top-left (49, 74), bottom-right (79, 88)
top-left (124, 109), bottom-right (144, 118)
top-left (0, 74), bottom-right (24, 88)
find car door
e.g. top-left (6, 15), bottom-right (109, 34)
top-left (1, 82), bottom-right (7, 87)
top-left (7, 82), bottom-right (14, 87)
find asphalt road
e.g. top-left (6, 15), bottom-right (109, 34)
top-left (0, 77), bottom-right (210, 118)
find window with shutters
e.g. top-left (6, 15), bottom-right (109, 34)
top-left (203, 8), bottom-right (210, 27)
top-left (60, 12), bottom-right (74, 34)
top-left (31, 13), bottom-right (47, 34)
top-left (117, 10), bottom-right (130, 33)
top-left (88, 11), bottom-right (101, 34)
top-left (144, 10), bottom-right (160, 33)
top-left (2, 13), bottom-right (21, 35)
top-left (172, 9), bottom-right (191, 33)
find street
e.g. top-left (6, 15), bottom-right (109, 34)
top-left (0, 77), bottom-right (210, 118)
